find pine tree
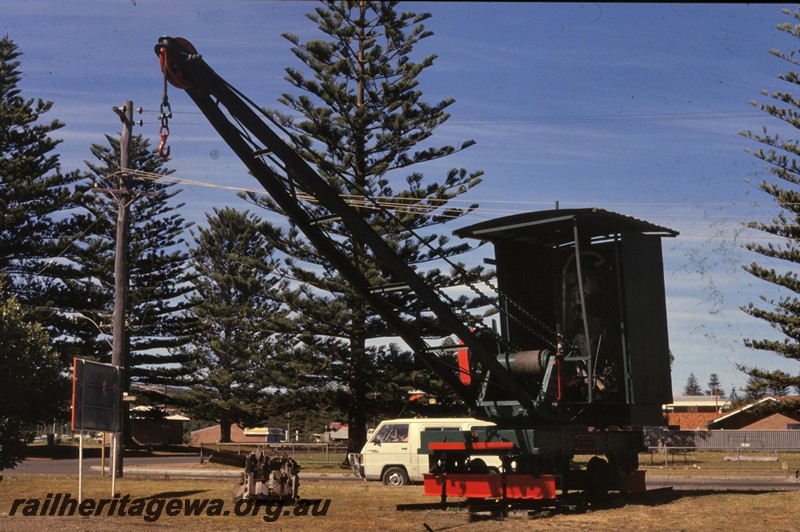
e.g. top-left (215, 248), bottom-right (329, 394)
top-left (0, 292), bottom-right (68, 471)
top-left (71, 134), bottom-right (197, 393)
top-left (739, 8), bottom-right (800, 393)
top-left (181, 208), bottom-right (288, 442)
top-left (743, 371), bottom-right (792, 400)
top-left (247, 2), bottom-right (489, 455)
top-left (726, 386), bottom-right (744, 410)
top-left (683, 373), bottom-right (704, 396)
top-left (729, 386), bottom-right (739, 401)
top-left (0, 35), bottom-right (84, 353)
top-left (707, 373), bottom-right (725, 398)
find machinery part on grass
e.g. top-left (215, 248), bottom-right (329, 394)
top-left (234, 449), bottom-right (300, 501)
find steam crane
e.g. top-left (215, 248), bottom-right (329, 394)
top-left (154, 36), bottom-right (676, 502)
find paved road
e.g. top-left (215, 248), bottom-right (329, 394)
top-left (9, 455), bottom-right (202, 476)
top-left (8, 455), bottom-right (362, 482)
top-left (647, 474), bottom-right (800, 491)
top-left (7, 457), bottom-right (800, 490)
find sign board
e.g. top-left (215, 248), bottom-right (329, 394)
top-left (72, 358), bottom-right (122, 433)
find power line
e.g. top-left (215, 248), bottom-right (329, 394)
top-left (121, 169), bottom-right (796, 242)
top-left (127, 168), bottom-right (795, 210)
top-left (137, 108), bottom-right (762, 125)
top-left (125, 169), bottom-right (792, 216)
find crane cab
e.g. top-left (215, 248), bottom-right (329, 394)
top-left (455, 208), bottom-right (677, 426)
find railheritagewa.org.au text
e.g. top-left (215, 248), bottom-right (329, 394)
top-left (8, 493), bottom-right (330, 523)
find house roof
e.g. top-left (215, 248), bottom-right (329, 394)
top-left (706, 396), bottom-right (800, 428)
top-left (129, 405), bottom-right (189, 421)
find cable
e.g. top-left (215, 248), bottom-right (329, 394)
top-left (122, 169), bottom-right (796, 242)
top-left (137, 107), bottom-right (762, 125)
top-left (122, 171), bottom-right (800, 212)
top-left (123, 169), bottom-right (791, 213)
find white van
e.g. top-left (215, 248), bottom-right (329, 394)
top-left (348, 417), bottom-right (497, 486)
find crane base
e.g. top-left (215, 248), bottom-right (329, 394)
top-left (423, 473), bottom-right (558, 500)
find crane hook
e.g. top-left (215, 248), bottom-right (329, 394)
top-left (158, 124), bottom-right (170, 159)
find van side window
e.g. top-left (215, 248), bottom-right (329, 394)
top-left (374, 423), bottom-right (409, 443)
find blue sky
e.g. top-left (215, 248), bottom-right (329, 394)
top-left (3, 1), bottom-right (798, 396)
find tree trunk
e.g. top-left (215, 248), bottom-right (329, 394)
top-left (346, 371), bottom-right (368, 456)
top-left (219, 418), bottom-right (232, 443)
top-left (346, 305), bottom-right (369, 458)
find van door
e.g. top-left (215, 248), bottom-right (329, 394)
top-left (417, 424), bottom-right (465, 481)
top-left (468, 423), bottom-right (503, 470)
top-left (362, 422), bottom-right (410, 481)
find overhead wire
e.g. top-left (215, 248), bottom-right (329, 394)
top-left (174, 79), bottom-right (552, 352)
top-left (136, 107), bottom-right (763, 125)
top-left (130, 88), bottom-right (795, 248)
top-left (125, 169), bottom-right (796, 214)
top-left (123, 168), bottom-right (796, 242)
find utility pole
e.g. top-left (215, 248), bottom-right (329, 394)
top-left (111, 101), bottom-right (134, 478)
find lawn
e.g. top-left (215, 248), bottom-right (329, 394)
top-left (1, 473), bottom-right (798, 531)
top-left (639, 450), bottom-right (800, 477)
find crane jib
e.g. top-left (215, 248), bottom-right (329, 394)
top-left (153, 36), bottom-right (538, 417)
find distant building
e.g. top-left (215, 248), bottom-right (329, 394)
top-left (316, 422), bottom-right (348, 443)
top-left (663, 395), bottom-right (728, 429)
top-left (129, 406), bottom-right (189, 446)
top-left (190, 424), bottom-right (285, 445)
top-left (127, 383), bottom-right (190, 445)
top-left (705, 396), bottom-right (800, 430)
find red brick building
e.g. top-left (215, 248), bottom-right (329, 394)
top-left (130, 415), bottom-right (188, 445)
top-left (129, 406), bottom-right (189, 445)
top-left (664, 395), bottom-right (727, 429)
top-left (190, 424), bottom-right (285, 444)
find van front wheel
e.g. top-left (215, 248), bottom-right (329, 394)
top-left (382, 466), bottom-right (409, 487)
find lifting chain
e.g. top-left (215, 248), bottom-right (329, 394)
top-left (157, 47), bottom-right (172, 159)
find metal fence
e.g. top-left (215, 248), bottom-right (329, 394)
top-left (641, 430), bottom-right (800, 468)
top-left (199, 442), bottom-right (347, 465)
top-left (644, 429), bottom-right (800, 451)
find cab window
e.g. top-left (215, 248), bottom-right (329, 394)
top-left (373, 423), bottom-right (409, 443)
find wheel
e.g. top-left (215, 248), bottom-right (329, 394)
top-left (467, 458), bottom-right (489, 474)
top-left (382, 466), bottom-right (409, 487)
top-left (586, 456), bottom-right (612, 500)
top-left (606, 450), bottom-right (639, 475)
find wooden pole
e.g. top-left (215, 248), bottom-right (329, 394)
top-left (111, 101), bottom-right (133, 477)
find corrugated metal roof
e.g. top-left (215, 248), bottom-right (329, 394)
top-left (455, 208), bottom-right (678, 243)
